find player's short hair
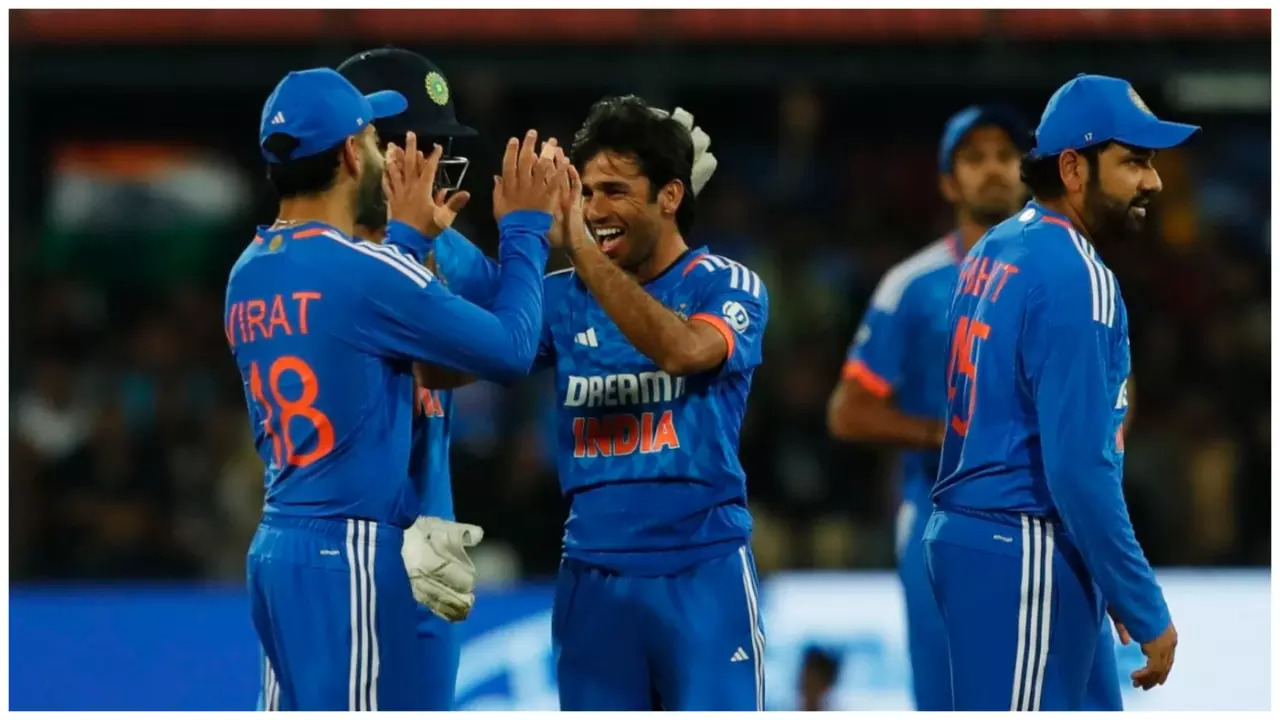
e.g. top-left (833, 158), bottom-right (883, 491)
top-left (570, 95), bottom-right (697, 235)
top-left (263, 133), bottom-right (344, 198)
top-left (1020, 142), bottom-right (1106, 200)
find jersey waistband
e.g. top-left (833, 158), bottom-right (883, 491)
top-left (926, 507), bottom-right (1088, 578)
top-left (259, 513), bottom-right (405, 547)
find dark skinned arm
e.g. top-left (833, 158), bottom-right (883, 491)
top-left (564, 234), bottom-right (728, 376)
top-left (826, 376), bottom-right (944, 448)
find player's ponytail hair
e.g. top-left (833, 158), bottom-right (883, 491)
top-left (570, 95), bottom-right (698, 235)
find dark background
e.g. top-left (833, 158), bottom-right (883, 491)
top-left (10, 9), bottom-right (1270, 584)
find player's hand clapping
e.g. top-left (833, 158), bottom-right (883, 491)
top-left (493, 129), bottom-right (565, 221)
top-left (558, 164), bottom-right (591, 256)
top-left (383, 131), bottom-right (470, 238)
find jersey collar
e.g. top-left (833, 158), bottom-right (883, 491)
top-left (1025, 200), bottom-right (1076, 230)
top-left (643, 245), bottom-right (704, 288)
top-left (256, 220), bottom-right (348, 240)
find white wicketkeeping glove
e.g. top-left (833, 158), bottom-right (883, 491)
top-left (650, 105), bottom-right (718, 197)
top-left (401, 516), bottom-right (484, 622)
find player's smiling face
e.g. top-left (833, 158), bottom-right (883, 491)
top-left (580, 150), bottom-right (664, 272)
top-left (1085, 143), bottom-right (1162, 242)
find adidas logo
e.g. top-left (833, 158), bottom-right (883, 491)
top-left (269, 111), bottom-right (286, 125)
top-left (730, 647), bottom-right (749, 663)
top-left (574, 328), bottom-right (599, 348)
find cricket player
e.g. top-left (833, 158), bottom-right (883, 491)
top-left (339, 47), bottom-right (489, 710)
top-left (827, 106), bottom-right (1126, 710)
top-left (927, 74), bottom-right (1196, 710)
top-left (545, 96), bottom-right (766, 711)
top-left (227, 66), bottom-right (561, 710)
top-left (408, 95), bottom-right (765, 710)
top-left (826, 105), bottom-right (1031, 710)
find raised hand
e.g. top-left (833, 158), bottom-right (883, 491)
top-left (493, 129), bottom-right (564, 221)
top-left (383, 131), bottom-right (470, 238)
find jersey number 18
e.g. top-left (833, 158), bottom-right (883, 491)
top-left (249, 356), bottom-right (335, 468)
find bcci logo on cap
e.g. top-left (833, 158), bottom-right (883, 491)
top-left (425, 72), bottom-right (450, 106)
top-left (1128, 87), bottom-right (1153, 116)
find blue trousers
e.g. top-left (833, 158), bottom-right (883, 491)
top-left (922, 509), bottom-right (1122, 711)
top-left (901, 503), bottom-right (1123, 711)
top-left (248, 516), bottom-right (426, 711)
top-left (553, 544), bottom-right (766, 711)
top-left (417, 606), bottom-right (460, 710)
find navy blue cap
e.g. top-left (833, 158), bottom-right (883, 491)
top-left (338, 48), bottom-right (478, 140)
top-left (259, 68), bottom-right (408, 164)
top-left (1031, 74), bottom-right (1200, 158)
top-left (939, 105), bottom-right (1033, 173)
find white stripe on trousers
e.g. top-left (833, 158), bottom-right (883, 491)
top-left (738, 545), bottom-right (766, 711)
top-left (260, 650), bottom-right (279, 711)
top-left (346, 520), bottom-right (379, 711)
top-left (1010, 517), bottom-right (1055, 711)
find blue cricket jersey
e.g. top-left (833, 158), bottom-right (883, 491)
top-left (842, 233), bottom-right (963, 535)
top-left (933, 200), bottom-right (1168, 643)
top-left (224, 214), bottom-right (549, 528)
top-left (406, 227), bottom-right (502, 521)
top-left (538, 248), bottom-right (770, 575)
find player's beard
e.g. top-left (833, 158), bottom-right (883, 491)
top-left (968, 199), bottom-right (1016, 228)
top-left (354, 151), bottom-right (387, 232)
top-left (1083, 179), bottom-right (1152, 244)
top-left (615, 222), bottom-right (660, 275)
top-left (965, 178), bottom-right (1022, 227)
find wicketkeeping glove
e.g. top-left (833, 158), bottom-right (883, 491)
top-left (649, 106), bottom-right (718, 197)
top-left (401, 516), bottom-right (484, 622)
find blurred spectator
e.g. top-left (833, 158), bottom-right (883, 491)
top-left (798, 646), bottom-right (842, 711)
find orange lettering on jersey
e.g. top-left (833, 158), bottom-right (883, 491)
top-left (587, 418), bottom-right (612, 457)
top-left (414, 388), bottom-right (445, 418)
top-left (292, 291), bottom-right (321, 335)
top-left (1115, 425), bottom-right (1125, 452)
top-left (989, 264), bottom-right (1020, 303)
top-left (224, 302), bottom-right (242, 347)
top-left (571, 412), bottom-right (682, 459)
top-left (426, 389), bottom-right (444, 417)
top-left (246, 300), bottom-right (269, 342)
top-left (639, 412), bottom-right (654, 454)
top-left (650, 410), bottom-right (680, 452)
top-left (968, 257), bottom-right (993, 297)
top-left (573, 417), bottom-right (586, 457)
top-left (613, 414), bottom-right (641, 455)
top-left (269, 294), bottom-right (294, 337)
top-left (957, 259), bottom-right (977, 295)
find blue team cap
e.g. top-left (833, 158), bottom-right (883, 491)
top-left (938, 105), bottom-right (1032, 174)
top-left (259, 67), bottom-right (408, 164)
top-left (1030, 74), bottom-right (1200, 158)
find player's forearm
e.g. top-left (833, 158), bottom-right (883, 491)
top-left (826, 383), bottom-right (943, 448)
top-left (474, 212), bottom-right (553, 378)
top-left (566, 238), bottom-right (724, 375)
top-left (385, 220), bottom-right (434, 262)
top-left (1044, 454), bottom-right (1170, 643)
top-left (435, 228), bottom-right (501, 308)
top-left (381, 213), bottom-right (549, 383)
